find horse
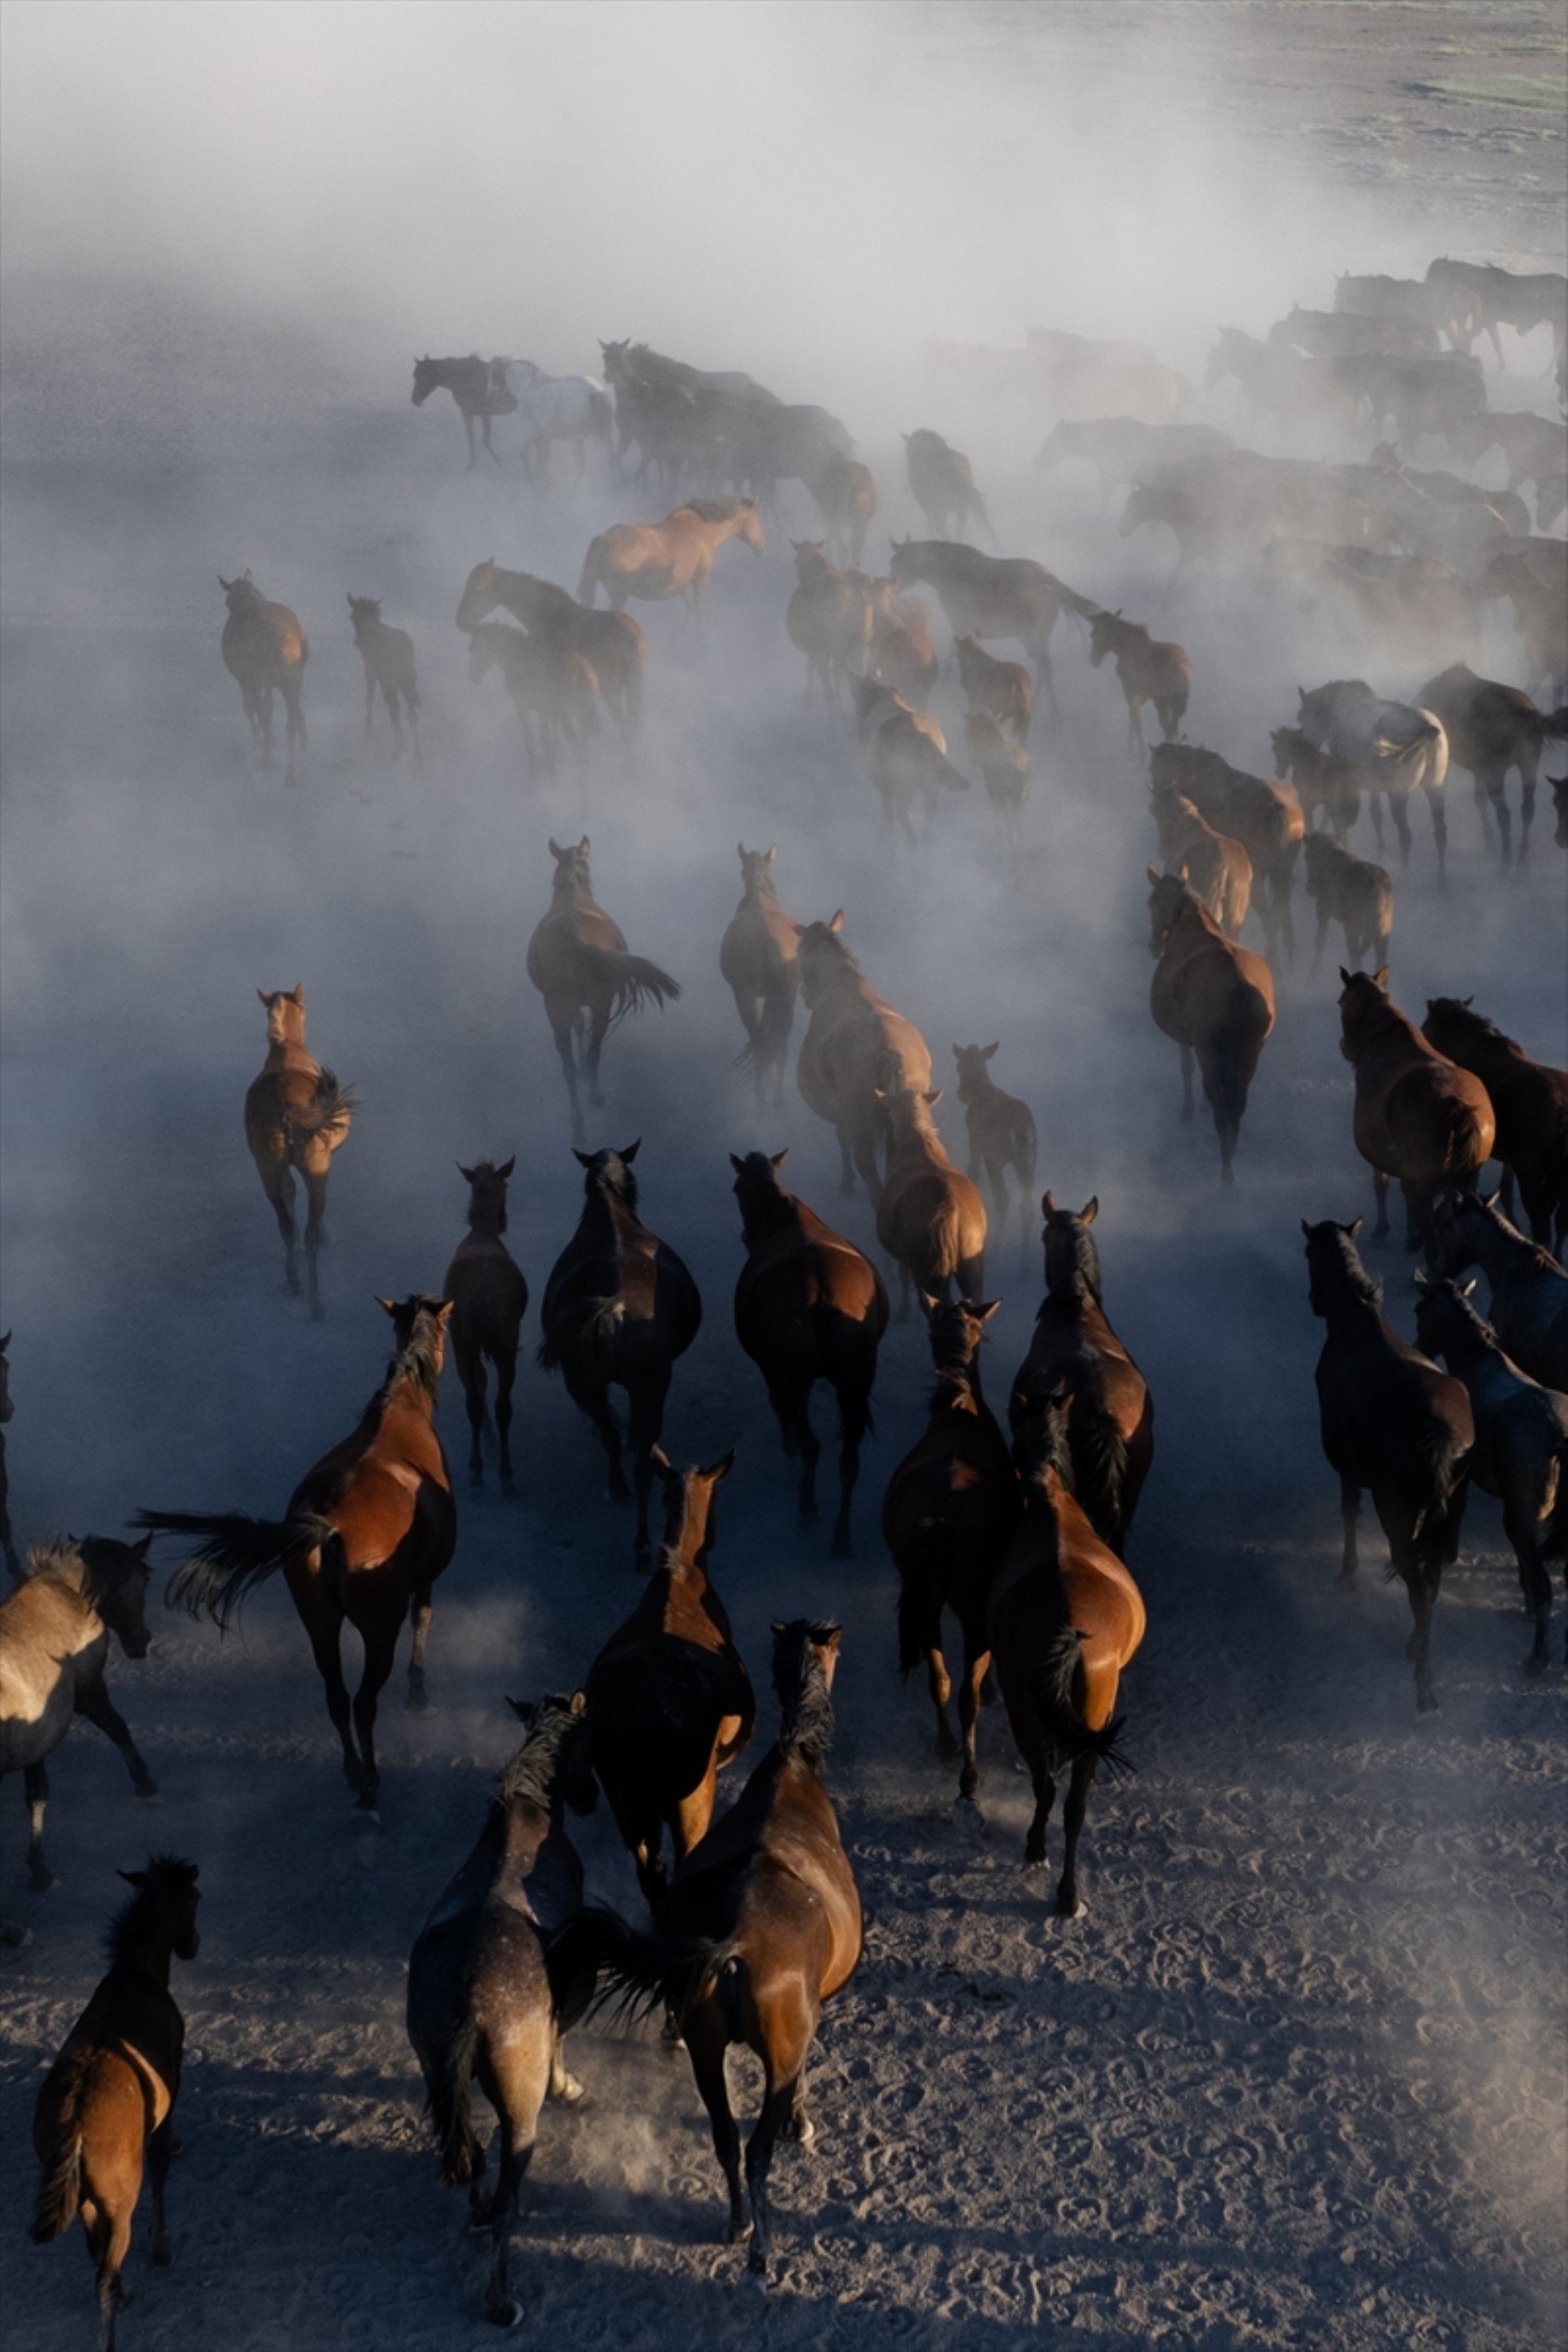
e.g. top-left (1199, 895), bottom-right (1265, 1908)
top-left (1336, 968), bottom-right (1495, 1256)
top-left (445, 1158), bottom-right (529, 1495)
top-left (1448, 410), bottom-right (1567, 494)
top-left (410, 354), bottom-right (516, 468)
top-left (1416, 664), bottom-right (1563, 864)
top-left (874, 1079), bottom-right (988, 1317)
top-left (347, 596), bottom-right (421, 766)
top-left (30, 1857), bottom-right (200, 2351)
top-left (466, 623), bottom-right (599, 782)
top-left (902, 430), bottom-right (996, 543)
top-left (1148, 743), bottom-right (1302, 962)
top-left (1204, 328), bottom-right (1363, 440)
top-left (1426, 259), bottom-right (1567, 371)
top-left (1303, 1219), bottom-right (1473, 1712)
top-left (1302, 835), bottom-right (1393, 975)
top-left (244, 985), bottom-right (356, 1321)
top-left (506, 357), bottom-right (615, 481)
top-left (1474, 541), bottom-right (1568, 704)
top-left (886, 539), bottom-right (1093, 719)
top-left (883, 1298), bottom-right (1016, 1804)
top-left (1433, 1194), bottom-right (1568, 1394)
top-left (731, 1151), bottom-right (886, 1556)
top-left (1335, 350), bottom-right (1488, 450)
top-left (1267, 305), bottom-right (1439, 362)
top-left (854, 679), bottom-right (969, 844)
top-left (785, 541), bottom-right (873, 707)
top-left (811, 458), bottom-right (879, 565)
top-left (1025, 327), bottom-right (1188, 422)
top-left (1269, 725), bottom-right (1360, 844)
top-left (987, 1389), bottom-right (1145, 1915)
top-left (952, 1044), bottom-right (1037, 1246)
top-left (0, 1332), bottom-right (18, 1581)
top-left (455, 564), bottom-right (646, 746)
top-left (1414, 1275), bottom-right (1568, 1671)
top-left (220, 572), bottom-right (308, 784)
top-left (589, 1621), bottom-right (862, 2280)
top-left (538, 1145), bottom-right (702, 1567)
top-left (141, 1296), bottom-right (457, 1818)
top-left (1333, 272), bottom-right (1479, 352)
top-left (1009, 1196), bottom-right (1154, 1553)
top-left (1, 1539), bottom-right (158, 1942)
top-left (405, 1694), bottom-right (600, 2329)
top-left (866, 580), bottom-right (939, 704)
top-left (526, 837), bottom-right (680, 1145)
top-left (1149, 783), bottom-right (1253, 939)
top-left (576, 498), bottom-right (763, 615)
top-left (1146, 872), bottom-right (1276, 1182)
top-left (1294, 680), bottom-right (1449, 880)
top-left (964, 711), bottom-right (1030, 852)
top-left (794, 911), bottom-right (932, 1199)
top-left (584, 1455), bottom-right (754, 1903)
top-left (1034, 415), bottom-right (1232, 497)
top-left (719, 845), bottom-right (800, 1110)
top-left (954, 633), bottom-right (1032, 742)
top-left (1422, 999), bottom-right (1568, 1254)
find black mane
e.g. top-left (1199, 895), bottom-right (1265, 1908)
top-left (773, 1622), bottom-right (838, 1771)
top-left (500, 1697), bottom-right (588, 1811)
top-left (103, 1857), bottom-right (198, 1968)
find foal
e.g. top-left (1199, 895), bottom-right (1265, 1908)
top-left (1146, 872), bottom-right (1276, 1181)
top-left (445, 1158), bottom-right (529, 1494)
top-left (347, 596), bottom-right (421, 766)
top-left (244, 985), bottom-right (356, 1320)
top-left (1088, 608), bottom-right (1193, 754)
top-left (952, 1043), bottom-right (1038, 1247)
top-left (220, 572), bottom-right (308, 783)
top-left (1302, 836), bottom-right (1393, 975)
top-left (719, 846), bottom-right (800, 1110)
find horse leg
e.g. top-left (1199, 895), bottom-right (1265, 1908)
top-left (1337, 1479), bottom-right (1360, 1591)
top-left (305, 1620), bottom-right (363, 1794)
top-left (281, 681), bottom-right (305, 787)
top-left (1406, 1568), bottom-right (1440, 1714)
top-left (72, 1673), bottom-right (158, 1798)
top-left (1400, 1179), bottom-right (1436, 1259)
top-left (834, 1127), bottom-right (856, 1198)
top-left (1311, 905), bottom-right (1329, 977)
top-left (1125, 696), bottom-right (1142, 762)
top-left (628, 1372), bottom-right (671, 1569)
top-left (383, 682), bottom-right (404, 761)
top-left (362, 667), bottom-right (376, 744)
top-left (1056, 1754), bottom-right (1099, 1918)
top-left (148, 2118), bottom-right (175, 2266)
top-left (1033, 642), bottom-right (1062, 724)
top-left (549, 2029), bottom-right (585, 2106)
top-left (831, 1380), bottom-right (870, 1560)
top-left (1178, 1043), bottom-right (1194, 1123)
top-left (350, 1623), bottom-right (399, 1813)
top-left (302, 1167), bottom-right (329, 1321)
top-left (1368, 792), bottom-right (1385, 849)
top-left (568, 1367), bottom-right (628, 1506)
top-left (23, 1760), bottom-right (53, 1891)
top-left (744, 2069), bottom-right (803, 2279)
top-left (493, 1348), bottom-right (519, 1497)
top-left (257, 1157), bottom-right (301, 1294)
top-left (957, 1637), bottom-right (992, 1802)
top-left (769, 1380), bottom-right (819, 1526)
top-left (549, 1015), bottom-right (585, 1146)
top-left (1422, 783), bottom-right (1448, 885)
top-left (957, 1245), bottom-right (986, 1300)
top-left (685, 2006), bottom-right (746, 2244)
top-left (90, 2199), bottom-right (134, 2352)
top-left (458, 1348), bottom-right (487, 1488)
top-left (482, 2053), bottom-right (544, 2329)
top-left (463, 411), bottom-right (478, 469)
top-left (926, 1640), bottom-right (956, 1758)
top-left (1391, 793), bottom-right (1413, 869)
top-left (1518, 758), bottom-right (1537, 860)
top-left (1509, 1514), bottom-right (1552, 1674)
top-left (583, 1001), bottom-right (612, 1108)
top-left (1371, 1169), bottom-right (1390, 1243)
top-left (407, 1586), bottom-right (434, 1713)
top-left (1023, 1752), bottom-right (1056, 1867)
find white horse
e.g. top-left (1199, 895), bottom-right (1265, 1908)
top-left (503, 359), bottom-right (616, 481)
top-left (1297, 677), bottom-right (1451, 878)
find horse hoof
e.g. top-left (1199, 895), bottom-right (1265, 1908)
top-left (953, 1797), bottom-right (987, 1842)
top-left (1055, 1892), bottom-right (1086, 1921)
top-left (137, 1785), bottom-right (161, 1804)
top-left (28, 1870), bottom-right (56, 1895)
top-left (488, 2299), bottom-right (524, 2329)
top-left (785, 2111), bottom-right (815, 2146)
top-left (0, 1922), bottom-right (30, 1948)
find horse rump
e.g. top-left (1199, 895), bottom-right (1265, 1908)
top-left (285, 1068), bottom-right (358, 1142)
top-left (536, 1297), bottom-right (625, 1377)
top-left (1035, 1625), bottom-right (1134, 1779)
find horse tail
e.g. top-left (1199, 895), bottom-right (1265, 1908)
top-left (1036, 1625), bottom-right (1134, 1778)
top-left (30, 2135), bottom-right (82, 2243)
top-left (732, 955), bottom-right (796, 1079)
top-left (1540, 1442), bottom-right (1568, 1565)
top-left (136, 1509), bottom-right (334, 1631)
top-left (536, 1297), bottom-right (625, 1378)
top-left (576, 537), bottom-right (607, 604)
top-left (1210, 1009), bottom-right (1265, 1139)
top-left (580, 1911), bottom-right (740, 2031)
top-left (284, 1069), bottom-right (358, 1142)
top-left (592, 946), bottom-right (682, 1031)
top-left (1070, 1408), bottom-right (1132, 1552)
top-left (895, 1526), bottom-right (947, 1678)
top-left (427, 2015), bottom-right (484, 2187)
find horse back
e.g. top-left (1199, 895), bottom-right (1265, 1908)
top-left (0, 1578), bottom-right (104, 1764)
top-left (1316, 1328), bottom-right (1473, 1486)
top-left (445, 1235), bottom-right (529, 1343)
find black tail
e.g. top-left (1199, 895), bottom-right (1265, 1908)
top-left (1070, 1408), bottom-right (1131, 1551)
top-left (576, 1911), bottom-right (735, 2031)
top-left (285, 1069), bottom-right (358, 1139)
top-left (427, 2015), bottom-right (484, 2186)
top-left (136, 1510), bottom-right (334, 1630)
top-left (536, 1297), bottom-right (624, 1376)
top-left (1208, 1016), bottom-right (1265, 1140)
top-left (1036, 1625), bottom-right (1134, 1778)
top-left (590, 945), bottom-right (681, 1035)
top-left (895, 1527), bottom-right (947, 1678)
top-left (30, 2137), bottom-right (82, 2243)
top-left (732, 959), bottom-right (797, 1079)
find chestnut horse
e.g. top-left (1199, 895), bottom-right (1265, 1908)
top-left (1423, 999), bottom-right (1568, 1254)
top-left (1088, 609), bottom-right (1192, 754)
top-left (731, 1150), bottom-right (887, 1556)
top-left (537, 1145), bottom-right (702, 1567)
top-left (1149, 742), bottom-right (1303, 963)
top-left (576, 497), bottom-right (764, 615)
top-left (220, 572), bottom-right (308, 784)
top-left (584, 1455), bottom-right (754, 1903)
top-left (456, 563), bottom-right (646, 745)
top-left (874, 1080), bottom-right (988, 1316)
top-left (527, 838), bottom-right (680, 1145)
top-left (987, 1390), bottom-right (1145, 1916)
top-left (883, 1298), bottom-right (1017, 1804)
top-left (445, 1158), bottom-right (529, 1494)
top-left (141, 1296), bottom-right (457, 1818)
top-left (955, 634), bottom-right (1032, 742)
top-left (1149, 783), bottom-right (1252, 940)
top-left (795, 912), bottom-right (932, 1199)
top-left (1146, 872), bottom-right (1276, 1181)
top-left (244, 986), bottom-right (356, 1321)
top-left (719, 845), bottom-right (800, 1110)
top-left (1336, 968), bottom-right (1495, 1255)
top-left (811, 457), bottom-right (879, 565)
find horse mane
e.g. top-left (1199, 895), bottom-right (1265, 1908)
top-left (1320, 1229), bottom-right (1384, 1307)
top-left (1044, 1217), bottom-right (1102, 1303)
top-left (22, 1538), bottom-right (128, 1613)
top-left (499, 1697), bottom-right (586, 1812)
top-left (683, 496), bottom-right (747, 522)
top-left (1424, 1279), bottom-right (1501, 1351)
top-left (797, 923), bottom-right (861, 976)
top-left (103, 1857), bottom-right (198, 1968)
top-left (1013, 1396), bottom-right (1075, 1491)
top-left (773, 1624), bottom-right (837, 1771)
top-left (583, 1156), bottom-right (638, 1214)
top-left (379, 1308), bottom-right (446, 1404)
top-left (1427, 997), bottom-right (1505, 1048)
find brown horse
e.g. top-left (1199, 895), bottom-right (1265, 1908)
top-left (1337, 968), bottom-right (1495, 1253)
top-left (1269, 725), bottom-right (1360, 844)
top-left (1417, 663), bottom-right (1563, 864)
top-left (795, 912), bottom-right (932, 1198)
top-left (526, 838), bottom-right (680, 1144)
top-left (888, 539), bottom-right (1091, 719)
top-left (987, 1390), bottom-right (1145, 1915)
top-left (731, 1150), bottom-right (887, 1556)
top-left (1009, 1196), bottom-right (1154, 1552)
top-left (1302, 835), bottom-right (1393, 975)
top-left (952, 1043), bottom-right (1038, 1245)
top-left (456, 563), bottom-right (647, 746)
top-left (1304, 1220), bottom-right (1472, 1711)
top-left (244, 986), bottom-right (356, 1320)
top-left (1146, 872), bottom-right (1276, 1181)
top-left (466, 623), bottom-right (600, 782)
top-left (445, 1158), bottom-right (529, 1495)
top-left (1088, 609), bottom-right (1192, 754)
top-left (786, 540), bottom-right (873, 707)
top-left (719, 845), bottom-right (800, 1110)
top-left (220, 572), bottom-right (308, 783)
top-left (1149, 742), bottom-right (1303, 962)
top-left (30, 1857), bottom-right (200, 2352)
top-left (0, 1332), bottom-right (18, 1581)
top-left (142, 1295), bottom-right (457, 1818)
top-left (867, 580), bottom-right (939, 703)
top-left (964, 711), bottom-right (1031, 851)
top-left (855, 680), bottom-right (969, 844)
top-left (955, 633), bottom-right (1032, 742)
top-left (903, 430), bottom-right (996, 543)
top-left (811, 457), bottom-right (878, 565)
top-left (538, 1145), bottom-right (702, 1566)
top-left (584, 1455), bottom-right (754, 1903)
top-left (1423, 999), bottom-right (1568, 1254)
top-left (1149, 783), bottom-right (1253, 940)
top-left (883, 1298), bottom-right (1016, 1803)
top-left (874, 1079), bottom-right (988, 1315)
top-left (347, 596), bottom-right (421, 766)
top-left (576, 497), bottom-right (764, 615)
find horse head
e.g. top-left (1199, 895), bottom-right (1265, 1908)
top-left (257, 983), bottom-right (306, 1046)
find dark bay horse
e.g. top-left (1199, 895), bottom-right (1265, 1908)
top-left (1146, 872), bottom-right (1276, 1181)
top-left (411, 354), bottom-right (516, 468)
top-left (1337, 968), bottom-right (1494, 1255)
top-left (347, 596), bottom-right (421, 766)
top-left (883, 1298), bottom-right (1017, 1804)
top-left (244, 985), bottom-right (356, 1319)
top-left (719, 846), bottom-right (800, 1110)
top-left (140, 1296), bottom-right (457, 1818)
top-left (584, 1455), bottom-right (754, 1903)
top-left (1304, 1219), bottom-right (1472, 1711)
top-left (445, 1158), bottom-right (529, 1494)
top-left (1433, 1193), bottom-right (1568, 1393)
top-left (538, 1146), bottom-right (701, 1566)
top-left (795, 912), bottom-right (932, 1199)
top-left (1423, 999), bottom-right (1568, 1255)
top-left (406, 1695), bottom-right (600, 2329)
top-left (887, 539), bottom-right (1092, 719)
top-left (1087, 609), bottom-right (1193, 754)
top-left (527, 838), bottom-right (680, 1146)
top-left (220, 572), bottom-right (308, 784)
top-left (731, 1151), bottom-right (887, 1556)
top-left (30, 1857), bottom-right (200, 2352)
top-left (456, 563), bottom-right (647, 744)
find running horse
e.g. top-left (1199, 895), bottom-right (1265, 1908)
top-left (1422, 998), bottom-right (1568, 1254)
top-left (719, 845), bottom-right (801, 1110)
top-left (445, 1158), bottom-right (529, 1495)
top-left (410, 353), bottom-right (516, 468)
top-left (138, 1295), bottom-right (457, 1820)
top-left (887, 539), bottom-right (1093, 720)
top-left (1087, 608), bottom-right (1193, 754)
top-left (794, 912), bottom-right (932, 1200)
top-left (1146, 872), bottom-right (1276, 1181)
top-left (576, 498), bottom-right (764, 616)
top-left (244, 985), bottom-right (356, 1320)
top-left (526, 838), bottom-right (680, 1144)
top-left (456, 563), bottom-right (647, 746)
top-left (220, 572), bottom-right (308, 784)
top-left (1336, 968), bottom-right (1495, 1257)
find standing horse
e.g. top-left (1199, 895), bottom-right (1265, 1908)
top-left (507, 358), bottom-right (615, 481)
top-left (526, 838), bottom-right (680, 1145)
top-left (220, 572), bottom-right (308, 784)
top-left (883, 1298), bottom-right (1017, 1804)
top-left (30, 1857), bottom-right (200, 2352)
top-left (1009, 1196), bottom-right (1154, 1553)
top-left (244, 986), bottom-right (356, 1321)
top-left (887, 540), bottom-right (1092, 719)
top-left (786, 542), bottom-right (874, 707)
top-left (874, 1079), bottom-right (988, 1315)
top-left (405, 1694), bottom-right (600, 2330)
top-left (1433, 1193), bottom-right (1568, 1394)
top-left (584, 1456), bottom-right (754, 1903)
top-left (952, 1043), bottom-right (1038, 1246)
top-left (1148, 743), bottom-right (1303, 963)
top-left (456, 564), bottom-right (646, 745)
top-left (1087, 609), bottom-right (1192, 754)
top-left (445, 1158), bottom-right (529, 1495)
top-left (1146, 872), bottom-right (1276, 1181)
top-left (731, 1151), bottom-right (887, 1556)
top-left (854, 679), bottom-right (970, 845)
top-left (719, 845), bottom-right (800, 1110)
top-left (1416, 664), bottom-right (1561, 864)
top-left (1301, 835), bottom-right (1393, 975)
top-left (1336, 968), bottom-right (1495, 1256)
top-left (1149, 783), bottom-right (1253, 940)
top-left (538, 1145), bottom-right (701, 1567)
top-left (576, 498), bottom-right (764, 616)
top-left (466, 623), bottom-right (599, 782)
top-left (811, 457), bottom-right (878, 565)
top-left (903, 430), bottom-right (997, 543)
top-left (1422, 999), bottom-right (1568, 1254)
top-left (1269, 725), bottom-right (1360, 844)
top-left (987, 1390), bottom-right (1145, 1916)
top-left (347, 596), bottom-right (421, 766)
top-left (1303, 1219), bottom-right (1472, 1712)
top-left (1, 1538), bottom-right (158, 1942)
top-left (954, 634), bottom-right (1033, 742)
top-left (0, 1332), bottom-right (18, 1581)
top-left (1295, 681), bottom-right (1449, 879)
top-left (964, 711), bottom-right (1031, 852)
top-left (140, 1295), bottom-right (457, 1819)
top-left (795, 912), bottom-right (932, 1199)
top-left (410, 354), bottom-right (516, 468)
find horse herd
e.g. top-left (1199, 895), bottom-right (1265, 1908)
top-left (6, 247), bottom-right (1568, 2346)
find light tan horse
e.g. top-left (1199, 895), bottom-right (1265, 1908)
top-left (1337, 968), bottom-right (1495, 1253)
top-left (795, 913), bottom-right (932, 1199)
top-left (1146, 872), bottom-right (1276, 1182)
top-left (220, 572), bottom-right (308, 783)
top-left (719, 845), bottom-right (800, 1109)
top-left (244, 986), bottom-right (355, 1320)
top-left (874, 1080), bottom-right (988, 1316)
top-left (526, 838), bottom-right (681, 1144)
top-left (576, 497), bottom-right (764, 615)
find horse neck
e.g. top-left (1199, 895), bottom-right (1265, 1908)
top-left (741, 1186), bottom-right (803, 1251)
top-left (497, 1793), bottom-right (552, 1873)
top-left (740, 877), bottom-right (780, 915)
top-left (108, 1905), bottom-right (176, 1989)
top-left (466, 1196), bottom-right (506, 1241)
top-left (1318, 1269), bottom-right (1387, 1340)
top-left (552, 871), bottom-right (596, 913)
top-left (373, 1360), bottom-right (440, 1431)
top-left (1046, 1231), bottom-right (1101, 1303)
top-left (582, 1182), bottom-right (639, 1247)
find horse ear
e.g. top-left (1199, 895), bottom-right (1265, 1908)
top-left (924, 1087), bottom-right (944, 1107)
top-left (982, 1043), bottom-right (999, 1060)
top-left (1372, 966), bottom-right (1389, 988)
top-left (1338, 968), bottom-right (1353, 986)
top-left (1413, 1265), bottom-right (1428, 1287)
top-left (828, 909), bottom-right (845, 932)
top-left (374, 1297), bottom-right (398, 1317)
top-left (505, 1695), bottom-right (535, 1727)
top-left (257, 989), bottom-right (271, 1004)
top-left (118, 1870), bottom-right (148, 1888)
top-left (730, 1153), bottom-right (745, 1173)
top-left (457, 1162), bottom-right (475, 1182)
top-left (620, 1140), bottom-right (640, 1163)
top-left (291, 984), bottom-right (304, 1003)
top-left (572, 1148), bottom-right (593, 1168)
top-left (1346, 1218), bottom-right (1363, 1239)
top-left (578, 835), bottom-right (590, 853)
top-left (770, 1148), bottom-right (789, 1170)
top-left (702, 1451), bottom-right (736, 1484)
top-left (1301, 1218), bottom-right (1313, 1238)
top-left (766, 845), bottom-right (778, 861)
top-left (568, 1690), bottom-right (587, 1716)
top-left (1145, 864), bottom-right (1160, 884)
top-left (134, 1533), bottom-right (154, 1560)
top-left (1460, 1278), bottom-right (1477, 1298)
top-left (1042, 1190), bottom-right (1057, 1214)
top-left (1081, 1197), bottom-right (1099, 1224)
top-left (1461, 995), bottom-right (1473, 1008)
top-left (496, 1156), bottom-right (516, 1180)
top-left (918, 1291), bottom-right (940, 1320)
top-left (548, 837), bottom-right (563, 858)
top-left (872, 1086), bottom-right (888, 1103)
top-left (974, 1301), bottom-right (1001, 1324)
top-left (737, 840), bottom-right (747, 859)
